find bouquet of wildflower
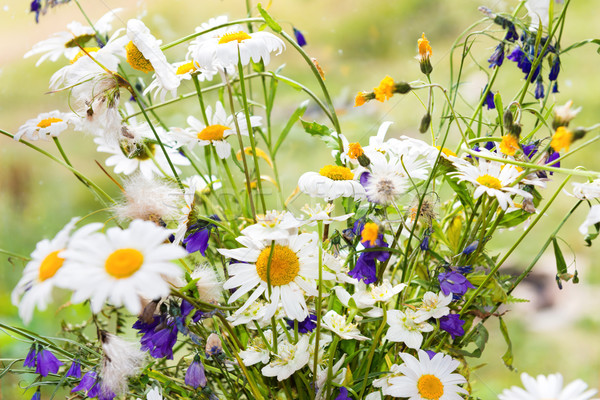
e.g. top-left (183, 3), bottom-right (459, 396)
top-left (3, 0), bottom-right (600, 399)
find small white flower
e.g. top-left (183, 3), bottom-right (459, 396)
top-left (321, 310), bottom-right (368, 340)
top-left (415, 291), bottom-right (452, 322)
top-left (384, 309), bottom-right (433, 349)
top-left (100, 331), bottom-right (147, 395)
top-left (15, 111), bottom-right (74, 141)
top-left (261, 336), bottom-right (310, 381)
top-left (24, 9), bottom-right (121, 65)
top-left (126, 19), bottom-right (179, 93)
top-left (385, 350), bottom-right (468, 399)
top-left (239, 330), bottom-right (273, 366)
top-left (298, 165), bottom-right (366, 201)
top-left (171, 101), bottom-right (262, 159)
top-left (227, 299), bottom-right (270, 327)
top-left (143, 387), bottom-right (163, 400)
top-left (11, 218), bottom-right (79, 324)
top-left (240, 210), bottom-right (300, 242)
top-left (571, 179), bottom-right (600, 200)
top-left (525, 0), bottom-right (551, 31)
top-left (192, 27), bottom-right (285, 70)
top-left (299, 203), bottom-right (354, 225)
top-left (498, 372), bottom-right (598, 400)
top-left (579, 205), bottom-right (600, 235)
top-left (363, 280), bottom-right (406, 305)
top-left (59, 220), bottom-right (186, 314)
top-left (144, 59), bottom-right (217, 101)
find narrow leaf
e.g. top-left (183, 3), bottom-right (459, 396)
top-left (498, 316), bottom-right (514, 370)
top-left (257, 3), bottom-right (282, 33)
top-left (273, 100), bottom-right (308, 156)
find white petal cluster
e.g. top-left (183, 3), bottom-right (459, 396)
top-left (498, 372), bottom-right (598, 400)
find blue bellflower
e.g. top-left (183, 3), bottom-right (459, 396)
top-left (549, 55), bottom-right (560, 81)
top-left (462, 240), bottom-right (479, 255)
top-left (183, 216), bottom-right (220, 256)
top-left (438, 271), bottom-right (475, 297)
top-left (440, 314), bottom-right (466, 339)
top-left (287, 313), bottom-right (317, 333)
top-left (425, 350), bottom-right (437, 359)
top-left (488, 43), bottom-right (505, 68)
top-left (31, 391), bottom-right (41, 400)
top-left (335, 387), bottom-right (353, 400)
top-left (30, 0), bottom-right (42, 23)
top-left (534, 77), bottom-right (545, 100)
top-left (483, 86), bottom-right (496, 110)
top-left (24, 345), bottom-right (37, 368)
top-left (71, 370), bottom-right (97, 393)
top-left (133, 315), bottom-right (179, 360)
top-left (65, 359), bottom-right (82, 378)
top-left (185, 358), bottom-right (207, 389)
top-left (36, 349), bottom-right (63, 377)
top-left (348, 234), bottom-right (389, 284)
top-left (293, 27), bottom-right (307, 47)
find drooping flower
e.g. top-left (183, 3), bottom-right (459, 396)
top-left (145, 59), bottom-right (217, 101)
top-left (385, 350), bottom-right (468, 399)
top-left (71, 370), bottom-right (98, 393)
top-left (15, 111), bottom-right (74, 142)
top-left (293, 27), bottom-right (307, 47)
top-left (171, 102), bottom-right (262, 159)
top-left (36, 349), bottom-right (64, 377)
top-left (24, 345), bottom-right (37, 368)
top-left (126, 19), bottom-right (179, 93)
top-left (348, 221), bottom-right (390, 284)
top-left (185, 357), bottom-right (207, 389)
top-left (298, 165), bottom-right (366, 201)
top-left (483, 86), bottom-right (496, 109)
top-left (59, 220), bottom-right (186, 315)
top-left (192, 27), bottom-right (285, 70)
top-left (261, 336), bottom-right (310, 381)
top-left (133, 313), bottom-right (179, 360)
top-left (438, 271), bottom-right (475, 297)
top-left (498, 372), bottom-right (598, 400)
top-left (335, 387), bottom-right (353, 400)
top-left (488, 43), bottom-right (505, 68)
top-left (439, 314), bottom-right (466, 339)
top-left (11, 217), bottom-right (78, 324)
top-left (65, 359), bottom-right (82, 378)
top-left (384, 309), bottom-right (433, 349)
top-left (218, 232), bottom-right (328, 321)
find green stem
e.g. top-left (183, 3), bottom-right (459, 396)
top-left (358, 305), bottom-right (387, 399)
top-left (313, 221), bottom-right (324, 383)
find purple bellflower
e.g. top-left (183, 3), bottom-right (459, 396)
top-left (65, 359), bottom-right (82, 378)
top-left (438, 271), bottom-right (475, 297)
top-left (287, 313), bottom-right (317, 333)
top-left (440, 314), bottom-right (466, 339)
top-left (185, 357), bottom-right (207, 389)
top-left (24, 345), bottom-right (37, 368)
top-left (36, 349), bottom-right (63, 377)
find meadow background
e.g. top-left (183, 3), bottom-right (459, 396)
top-left (1, 0), bottom-right (600, 398)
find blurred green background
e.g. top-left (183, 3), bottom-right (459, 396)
top-left (1, 0), bottom-right (600, 398)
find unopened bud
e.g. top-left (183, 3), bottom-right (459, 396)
top-left (394, 81), bottom-right (412, 94)
top-left (503, 109), bottom-right (513, 129)
top-left (509, 123), bottom-right (522, 137)
top-left (420, 59), bottom-right (433, 75)
top-left (419, 113), bottom-right (431, 133)
top-left (357, 154), bottom-right (370, 168)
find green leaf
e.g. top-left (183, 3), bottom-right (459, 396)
top-left (494, 92), bottom-right (504, 135)
top-left (257, 3), bottom-right (282, 33)
top-left (498, 316), bottom-right (515, 370)
top-left (454, 323), bottom-right (488, 358)
top-left (300, 119), bottom-right (334, 137)
top-left (445, 176), bottom-right (474, 211)
top-left (272, 100), bottom-right (308, 156)
top-left (561, 38), bottom-right (600, 54)
top-left (498, 209), bottom-right (531, 228)
top-left (553, 237), bottom-right (568, 275)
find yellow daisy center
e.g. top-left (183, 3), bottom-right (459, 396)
top-left (198, 124), bottom-right (229, 141)
top-left (361, 222), bottom-right (379, 245)
top-left (550, 126), bottom-right (573, 152)
top-left (176, 61), bottom-right (198, 75)
top-left (319, 165), bottom-right (354, 181)
top-left (347, 142), bottom-right (364, 159)
top-left (126, 41), bottom-right (154, 73)
top-left (65, 33), bottom-right (96, 48)
top-left (417, 374), bottom-right (444, 400)
top-left (218, 31), bottom-right (252, 44)
top-left (476, 174), bottom-right (502, 189)
top-left (499, 135), bottom-right (519, 156)
top-left (37, 117), bottom-right (63, 128)
top-left (255, 245), bottom-right (300, 286)
top-left (38, 250), bottom-right (65, 281)
top-left (105, 248), bottom-right (144, 279)
top-left (70, 47), bottom-right (100, 64)
top-left (374, 75), bottom-right (395, 102)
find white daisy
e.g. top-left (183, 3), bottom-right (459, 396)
top-left (361, 153), bottom-right (412, 205)
top-left (15, 110), bottom-right (74, 141)
top-left (298, 165), bottom-right (366, 201)
top-left (126, 19), bottom-right (179, 93)
top-left (261, 335), bottom-right (310, 381)
top-left (321, 310), bottom-right (368, 340)
top-left (192, 27), bottom-right (285, 70)
top-left (386, 350), bottom-right (468, 399)
top-left (24, 9), bottom-right (121, 66)
top-left (448, 154), bottom-right (536, 210)
top-left (238, 330), bottom-right (274, 366)
top-left (171, 101), bottom-right (262, 159)
top-left (498, 372), bottom-right (598, 400)
top-left (94, 125), bottom-right (190, 179)
top-left (415, 291), bottom-right (452, 322)
top-left (59, 219), bottom-right (187, 314)
top-left (11, 218), bottom-right (79, 324)
top-left (144, 59), bottom-right (217, 101)
top-left (362, 121), bottom-right (395, 157)
top-left (384, 309), bottom-right (433, 349)
top-left (218, 232), bottom-right (330, 321)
